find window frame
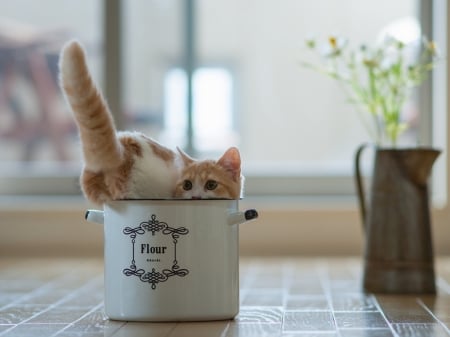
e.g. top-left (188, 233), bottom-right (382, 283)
top-left (0, 0), bottom-right (449, 258)
top-left (0, 0), bottom-right (445, 202)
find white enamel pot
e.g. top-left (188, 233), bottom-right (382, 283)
top-left (85, 199), bottom-right (258, 322)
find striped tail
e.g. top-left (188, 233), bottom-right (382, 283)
top-left (59, 40), bottom-right (123, 171)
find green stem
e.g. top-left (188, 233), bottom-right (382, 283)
top-left (368, 67), bottom-right (382, 145)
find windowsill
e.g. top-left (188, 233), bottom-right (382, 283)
top-left (1, 193), bottom-right (449, 257)
top-left (0, 194), bottom-right (358, 212)
top-left (0, 195), bottom-right (92, 212)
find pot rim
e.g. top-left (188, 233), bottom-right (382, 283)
top-left (367, 144), bottom-right (441, 154)
top-left (107, 198), bottom-right (242, 202)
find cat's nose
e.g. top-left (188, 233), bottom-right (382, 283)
top-left (191, 196), bottom-right (202, 200)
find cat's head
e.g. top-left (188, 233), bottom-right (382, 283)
top-left (173, 147), bottom-right (242, 199)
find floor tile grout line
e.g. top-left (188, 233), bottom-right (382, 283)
top-left (5, 258), bottom-right (450, 336)
top-left (0, 271), bottom-right (103, 311)
top-left (287, 309), bottom-right (382, 313)
top-left (320, 263), bottom-right (335, 310)
top-left (0, 325), bottom-right (15, 336)
top-left (417, 298), bottom-right (450, 335)
top-left (281, 262), bottom-right (292, 333)
top-left (327, 259), bottom-right (398, 336)
top-left (238, 263), bottom-right (260, 306)
top-left (108, 322), bottom-right (132, 337)
top-left (0, 273), bottom-right (75, 311)
top-left (110, 320), bottom-right (180, 337)
top-left (281, 262), bottom-right (291, 309)
top-left (0, 275), bottom-right (103, 336)
top-left (167, 323), bottom-right (187, 337)
top-left (437, 277), bottom-right (450, 294)
top-left (50, 301), bottom-right (104, 337)
top-left (371, 296), bottom-right (400, 337)
top-left (337, 327), bottom-right (404, 330)
top-left (315, 261), bottom-right (339, 335)
top-left (218, 322), bottom-right (230, 337)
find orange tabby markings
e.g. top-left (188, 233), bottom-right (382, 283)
top-left (173, 148), bottom-right (241, 199)
top-left (60, 40), bottom-right (122, 172)
top-left (59, 40), bottom-right (243, 204)
top-left (142, 136), bottom-right (175, 163)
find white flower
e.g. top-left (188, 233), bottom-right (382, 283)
top-left (321, 36), bottom-right (348, 57)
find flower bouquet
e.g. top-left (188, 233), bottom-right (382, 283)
top-left (303, 35), bottom-right (439, 146)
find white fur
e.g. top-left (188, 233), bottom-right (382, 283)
top-left (122, 134), bottom-right (181, 199)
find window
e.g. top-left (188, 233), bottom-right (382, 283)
top-left (0, 0), bottom-right (445, 202)
top-left (0, 0), bottom-right (448, 257)
top-left (120, 0), bottom-right (443, 199)
top-left (163, 67), bottom-right (236, 154)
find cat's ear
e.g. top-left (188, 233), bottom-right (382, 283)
top-left (177, 147), bottom-right (195, 166)
top-left (218, 147), bottom-right (241, 181)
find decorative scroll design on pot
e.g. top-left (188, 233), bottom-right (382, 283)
top-left (122, 214), bottom-right (189, 290)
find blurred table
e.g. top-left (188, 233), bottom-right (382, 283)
top-left (1, 257), bottom-right (450, 336)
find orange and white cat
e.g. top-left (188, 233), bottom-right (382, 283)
top-left (59, 40), bottom-right (242, 204)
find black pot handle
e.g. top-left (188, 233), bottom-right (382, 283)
top-left (354, 143), bottom-right (370, 233)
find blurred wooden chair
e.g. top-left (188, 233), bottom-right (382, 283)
top-left (0, 20), bottom-right (74, 162)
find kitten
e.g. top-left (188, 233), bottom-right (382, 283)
top-left (174, 149), bottom-right (242, 199)
top-left (59, 40), bottom-right (242, 204)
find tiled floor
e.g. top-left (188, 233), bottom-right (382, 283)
top-left (1, 257), bottom-right (450, 336)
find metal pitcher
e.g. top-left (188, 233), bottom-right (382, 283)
top-left (355, 144), bottom-right (441, 294)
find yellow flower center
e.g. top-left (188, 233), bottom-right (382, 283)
top-left (329, 36), bottom-right (337, 49)
top-left (427, 41), bottom-right (437, 55)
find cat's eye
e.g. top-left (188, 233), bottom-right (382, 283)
top-left (205, 180), bottom-right (218, 191)
top-left (183, 180), bottom-right (193, 191)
